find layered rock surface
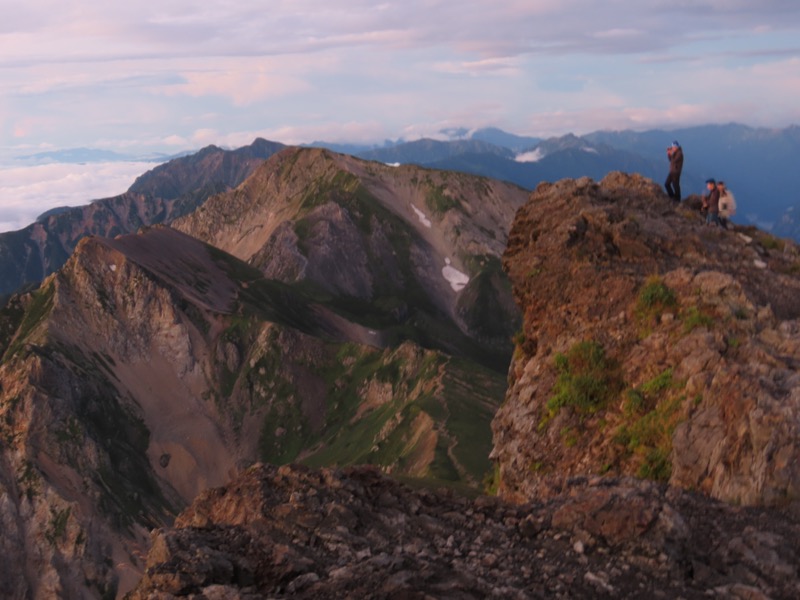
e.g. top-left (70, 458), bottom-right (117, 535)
top-left (493, 173), bottom-right (800, 508)
top-left (127, 463), bottom-right (800, 599)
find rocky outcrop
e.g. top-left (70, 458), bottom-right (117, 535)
top-left (493, 173), bottom-right (800, 509)
top-left (127, 463), bottom-right (800, 599)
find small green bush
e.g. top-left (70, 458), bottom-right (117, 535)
top-left (637, 277), bottom-right (677, 313)
top-left (637, 448), bottom-right (671, 481)
top-left (544, 340), bottom-right (622, 423)
top-left (635, 277), bottom-right (678, 337)
top-left (682, 306), bottom-right (714, 333)
top-left (640, 368), bottom-right (674, 395)
top-left (758, 234), bottom-right (784, 251)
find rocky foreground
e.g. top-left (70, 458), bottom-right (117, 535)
top-left (127, 463), bottom-right (800, 599)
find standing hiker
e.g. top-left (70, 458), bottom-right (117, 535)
top-left (704, 178), bottom-right (721, 227)
top-left (665, 140), bottom-right (684, 201)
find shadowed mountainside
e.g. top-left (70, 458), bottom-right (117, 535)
top-left (0, 138), bottom-right (285, 298)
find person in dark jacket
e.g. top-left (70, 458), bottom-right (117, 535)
top-left (665, 140), bottom-right (684, 201)
top-left (704, 178), bottom-right (721, 227)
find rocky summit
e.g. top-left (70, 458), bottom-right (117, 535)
top-left (493, 172), bottom-right (800, 509)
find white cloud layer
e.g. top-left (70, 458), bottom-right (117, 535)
top-left (0, 162), bottom-right (151, 233)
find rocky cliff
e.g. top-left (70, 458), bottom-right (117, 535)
top-left (493, 173), bottom-right (800, 509)
top-left (125, 172), bottom-right (800, 600)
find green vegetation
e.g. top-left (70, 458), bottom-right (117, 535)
top-left (18, 460), bottom-right (41, 501)
top-left (757, 233), bottom-right (785, 251)
top-left (682, 306), bottom-right (715, 333)
top-left (298, 346), bottom-right (442, 470)
top-left (636, 276), bottom-right (677, 320)
top-left (45, 507), bottom-right (71, 546)
top-left (254, 342), bottom-right (504, 488)
top-left (2, 281), bottom-right (55, 361)
top-left (483, 464), bottom-right (501, 495)
top-left (541, 340), bottom-right (623, 428)
top-left (0, 296), bottom-right (26, 358)
top-left (425, 178), bottom-right (460, 215)
top-left (613, 369), bottom-right (684, 482)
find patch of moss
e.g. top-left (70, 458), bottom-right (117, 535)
top-left (757, 233), bottom-right (785, 251)
top-left (682, 306), bottom-right (715, 333)
top-left (542, 340), bottom-right (623, 427)
top-left (3, 281), bottom-right (55, 361)
top-left (636, 276), bottom-right (677, 323)
top-left (483, 464), bottom-right (501, 496)
top-left (613, 386), bottom-right (684, 483)
top-left (425, 182), bottom-right (460, 215)
top-left (45, 507), bottom-right (71, 546)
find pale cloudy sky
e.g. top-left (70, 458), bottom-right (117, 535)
top-left (2, 0), bottom-right (799, 155)
top-left (1, 1), bottom-right (799, 231)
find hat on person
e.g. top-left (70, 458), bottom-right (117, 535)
top-left (672, 140), bottom-right (680, 147)
top-left (705, 178), bottom-right (716, 184)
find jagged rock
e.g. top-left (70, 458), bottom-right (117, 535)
top-left (127, 463), bottom-right (800, 599)
top-left (493, 172), bottom-right (800, 510)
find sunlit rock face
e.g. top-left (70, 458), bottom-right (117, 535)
top-left (493, 172), bottom-right (800, 511)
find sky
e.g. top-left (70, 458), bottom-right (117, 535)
top-left (1, 0), bottom-right (800, 231)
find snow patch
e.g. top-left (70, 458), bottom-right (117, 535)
top-left (581, 146), bottom-right (598, 154)
top-left (442, 257), bottom-right (469, 292)
top-left (411, 204), bottom-right (432, 228)
top-left (514, 149), bottom-right (544, 163)
top-left (385, 162), bottom-right (401, 167)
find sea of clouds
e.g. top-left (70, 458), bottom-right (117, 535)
top-left (0, 161), bottom-right (154, 233)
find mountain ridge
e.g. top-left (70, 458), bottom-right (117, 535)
top-left (0, 138), bottom-right (285, 299)
top-left (0, 149), bottom-right (527, 597)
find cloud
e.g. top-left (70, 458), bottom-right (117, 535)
top-left (164, 66), bottom-right (313, 106)
top-left (0, 161), bottom-right (153, 233)
top-left (515, 149), bottom-right (544, 163)
top-left (1, 0), bottom-right (799, 155)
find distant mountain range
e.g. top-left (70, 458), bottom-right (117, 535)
top-left (326, 123), bottom-right (800, 234)
top-left (0, 139), bottom-right (286, 299)
top-left (14, 147), bottom-right (191, 164)
top-left (2, 122), bottom-right (799, 305)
